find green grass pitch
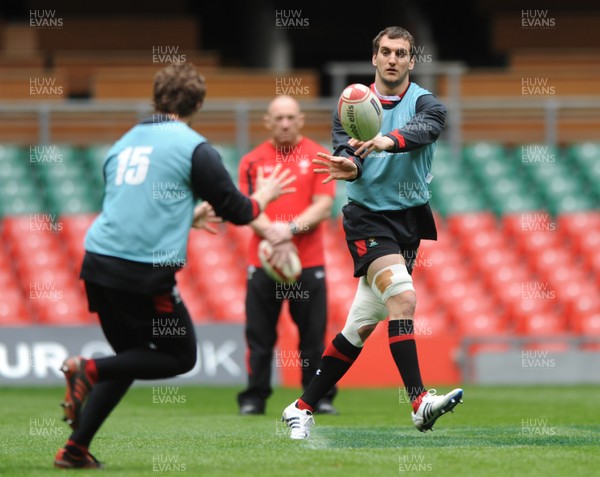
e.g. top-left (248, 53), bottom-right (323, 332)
top-left (1, 385), bottom-right (599, 476)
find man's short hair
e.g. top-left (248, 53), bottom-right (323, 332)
top-left (153, 63), bottom-right (206, 117)
top-left (372, 26), bottom-right (415, 56)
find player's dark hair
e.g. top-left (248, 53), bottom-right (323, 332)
top-left (153, 63), bottom-right (206, 117)
top-left (372, 26), bottom-right (415, 57)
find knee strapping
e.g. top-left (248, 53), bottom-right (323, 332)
top-left (370, 264), bottom-right (414, 303)
top-left (342, 277), bottom-right (388, 347)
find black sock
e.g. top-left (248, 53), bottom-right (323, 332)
top-left (70, 379), bottom-right (133, 447)
top-left (388, 320), bottom-right (425, 402)
top-left (300, 333), bottom-right (361, 409)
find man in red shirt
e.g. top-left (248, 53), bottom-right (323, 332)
top-left (237, 95), bottom-right (337, 415)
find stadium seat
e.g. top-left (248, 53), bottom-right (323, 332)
top-left (0, 179), bottom-right (47, 216)
top-left (425, 263), bottom-right (473, 293)
top-left (326, 277), bottom-right (357, 326)
top-left (574, 313), bottom-right (600, 350)
top-left (414, 311), bottom-right (451, 336)
top-left (184, 296), bottom-right (213, 323)
top-left (446, 212), bottom-right (497, 238)
top-left (206, 285), bottom-right (246, 322)
top-left (59, 214), bottom-right (98, 270)
top-left (213, 144), bottom-right (240, 182)
top-left (460, 228), bottom-right (505, 256)
top-left (571, 228), bottom-right (600, 257)
top-left (32, 288), bottom-right (92, 325)
top-left (446, 293), bottom-right (499, 327)
top-left (455, 310), bottom-right (511, 354)
top-left (566, 142), bottom-right (600, 198)
top-left (0, 287), bottom-right (32, 325)
top-left (516, 309), bottom-right (568, 335)
top-left (509, 229), bottom-right (561, 260)
top-left (429, 148), bottom-right (490, 216)
top-left (557, 281), bottom-right (598, 317)
top-left (478, 261), bottom-right (530, 300)
top-left (0, 153), bottom-right (29, 183)
top-left (521, 315), bottom-right (572, 351)
top-left (85, 144), bottom-right (111, 187)
top-left (429, 176), bottom-right (488, 216)
top-left (463, 141), bottom-right (507, 164)
top-left (557, 211), bottom-right (600, 240)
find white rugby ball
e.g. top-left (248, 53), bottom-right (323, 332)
top-left (338, 83), bottom-right (383, 141)
top-left (258, 239), bottom-right (302, 284)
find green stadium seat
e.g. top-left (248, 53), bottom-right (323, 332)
top-left (0, 157), bottom-right (30, 183)
top-left (86, 144), bottom-right (111, 187)
top-left (332, 180), bottom-right (347, 217)
top-left (567, 142), bottom-right (600, 166)
top-left (44, 179), bottom-right (101, 215)
top-left (0, 145), bottom-right (24, 163)
top-left (547, 192), bottom-right (597, 215)
top-left (429, 175), bottom-right (488, 216)
top-left (463, 142), bottom-right (507, 163)
top-left (213, 144), bottom-right (240, 182)
top-left (518, 143), bottom-right (598, 214)
top-left (566, 142), bottom-right (600, 200)
top-left (0, 182), bottom-right (46, 216)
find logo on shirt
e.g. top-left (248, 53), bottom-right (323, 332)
top-left (298, 159), bottom-right (311, 174)
top-left (368, 238), bottom-right (379, 248)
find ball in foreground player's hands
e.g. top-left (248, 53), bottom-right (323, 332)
top-left (338, 83), bottom-right (383, 142)
top-left (258, 239), bottom-right (302, 284)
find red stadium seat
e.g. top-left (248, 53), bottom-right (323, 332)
top-left (572, 228), bottom-right (600, 257)
top-left (205, 285), bottom-right (246, 322)
top-left (575, 313), bottom-right (600, 350)
top-left (179, 292), bottom-right (212, 323)
top-left (455, 311), bottom-right (510, 353)
top-left (59, 214), bottom-right (97, 267)
top-left (0, 287), bottom-right (33, 325)
top-left (502, 211), bottom-right (556, 239)
top-left (446, 212), bottom-right (497, 238)
top-left (529, 247), bottom-right (572, 275)
top-left (224, 223), bottom-right (253, 252)
top-left (557, 212), bottom-right (600, 241)
top-left (484, 263), bottom-right (531, 299)
top-left (516, 311), bottom-right (570, 351)
top-left (33, 288), bottom-right (92, 325)
top-left (446, 293), bottom-right (499, 327)
top-left (327, 278), bottom-right (357, 326)
top-left (460, 228), bottom-right (505, 256)
top-left (426, 263), bottom-right (473, 292)
top-left (414, 311), bottom-right (451, 336)
top-left (568, 294), bottom-right (600, 332)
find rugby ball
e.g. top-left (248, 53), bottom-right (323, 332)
top-left (338, 83), bottom-right (383, 141)
top-left (258, 239), bottom-right (302, 284)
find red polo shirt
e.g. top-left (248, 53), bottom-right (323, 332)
top-left (238, 137), bottom-right (336, 268)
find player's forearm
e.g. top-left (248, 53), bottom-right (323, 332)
top-left (385, 96), bottom-right (446, 152)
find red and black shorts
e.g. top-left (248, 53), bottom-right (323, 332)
top-left (342, 201), bottom-right (437, 277)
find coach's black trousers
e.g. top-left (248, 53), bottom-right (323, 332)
top-left (237, 266), bottom-right (336, 406)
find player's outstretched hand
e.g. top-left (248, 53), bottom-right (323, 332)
top-left (252, 164), bottom-right (296, 210)
top-left (313, 152), bottom-right (358, 183)
top-left (192, 201), bottom-right (222, 233)
top-left (349, 133), bottom-right (394, 158)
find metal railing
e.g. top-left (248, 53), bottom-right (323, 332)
top-left (1, 60), bottom-right (600, 153)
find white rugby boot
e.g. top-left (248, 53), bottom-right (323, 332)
top-left (411, 388), bottom-right (463, 432)
top-left (282, 400), bottom-right (315, 440)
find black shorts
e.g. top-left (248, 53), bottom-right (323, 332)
top-left (342, 201), bottom-right (437, 277)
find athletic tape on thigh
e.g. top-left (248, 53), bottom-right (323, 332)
top-left (370, 263), bottom-right (414, 303)
top-left (341, 277), bottom-right (388, 347)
